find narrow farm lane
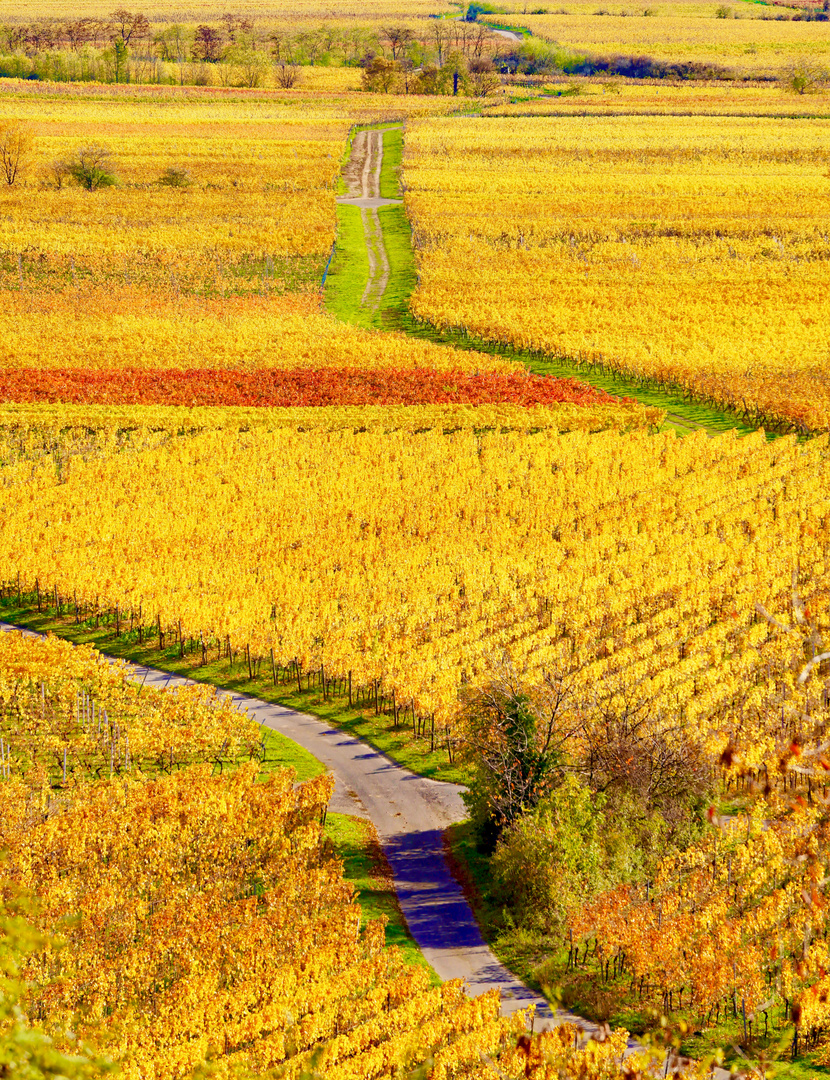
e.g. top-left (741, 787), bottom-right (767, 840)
top-left (0, 622), bottom-right (727, 1073)
top-left (336, 128), bottom-right (402, 313)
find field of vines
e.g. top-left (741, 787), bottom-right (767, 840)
top-left (0, 628), bottom-right (649, 1079)
top-left (406, 112), bottom-right (830, 435)
top-left (496, 10), bottom-right (830, 77)
top-left (1, 424), bottom-right (827, 750)
top-left (2, 8), bottom-right (830, 1076)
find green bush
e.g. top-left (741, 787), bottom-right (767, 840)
top-left (489, 778), bottom-right (679, 933)
top-left (490, 777), bottom-right (607, 931)
top-left (64, 144), bottom-right (118, 190)
top-left (459, 670), bottom-right (571, 852)
top-left (158, 165), bottom-right (192, 188)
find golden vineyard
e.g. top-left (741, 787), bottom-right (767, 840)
top-left (2, 5), bottom-right (830, 1076)
top-left (0, 629), bottom-right (642, 1079)
top-left (1, 422), bottom-right (827, 763)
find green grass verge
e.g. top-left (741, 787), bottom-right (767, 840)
top-left (444, 821), bottom-right (552, 990)
top-left (325, 812), bottom-right (439, 981)
top-left (324, 204), bottom-right (370, 326)
top-left (326, 127), bottom-right (408, 332)
top-left (480, 19), bottom-right (532, 36)
top-left (0, 599), bottom-right (467, 786)
top-left (379, 125), bottom-right (403, 199)
top-left (376, 203), bottom-right (418, 330)
top-left (445, 820), bottom-right (821, 1078)
top-left (390, 302), bottom-right (760, 440)
top-left (324, 123), bottom-right (777, 439)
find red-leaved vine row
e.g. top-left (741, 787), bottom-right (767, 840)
top-left (0, 368), bottom-right (632, 408)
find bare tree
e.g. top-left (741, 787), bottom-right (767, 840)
top-left (63, 18), bottom-right (95, 50)
top-left (468, 56), bottom-right (501, 96)
top-left (24, 22), bottom-right (57, 56)
top-left (0, 121), bottom-right (33, 186)
top-left (192, 24), bottom-right (224, 63)
top-left (471, 23), bottom-right (493, 59)
top-left (431, 21), bottom-right (449, 66)
top-left (274, 60), bottom-right (301, 88)
top-left (48, 158), bottom-right (72, 189)
top-left (108, 9), bottom-right (150, 45)
top-left (221, 12), bottom-right (253, 40)
top-left (577, 676), bottom-right (709, 824)
top-left (382, 25), bottom-right (414, 60)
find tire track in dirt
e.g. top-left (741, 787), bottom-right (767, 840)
top-left (337, 128), bottom-right (402, 314)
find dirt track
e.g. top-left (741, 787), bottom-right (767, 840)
top-left (336, 128), bottom-right (402, 314)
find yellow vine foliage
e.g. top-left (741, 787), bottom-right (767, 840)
top-left (406, 115), bottom-right (830, 434)
top-left (0, 84), bottom-right (462, 296)
top-left (0, 101), bottom-right (349, 260)
top-left (487, 82), bottom-right (830, 119)
top-left (0, 627), bottom-right (260, 776)
top-left (501, 11), bottom-right (830, 76)
top-left (0, 288), bottom-right (521, 374)
top-left (0, 632), bottom-right (660, 1080)
top-left (1, 424), bottom-right (828, 750)
top-left (5, 0), bottom-right (447, 25)
top-left (0, 400), bottom-right (656, 449)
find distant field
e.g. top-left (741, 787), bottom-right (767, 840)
top-left (0, 0), bottom-right (451, 21)
top-left (0, 80), bottom-right (474, 377)
top-left (486, 0), bottom-right (830, 77)
top-left (406, 109), bottom-right (830, 433)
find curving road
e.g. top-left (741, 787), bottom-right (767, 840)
top-left (0, 620), bottom-right (595, 1036)
top-left (1, 621), bottom-right (725, 1073)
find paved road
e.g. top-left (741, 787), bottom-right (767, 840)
top-left (0, 621), bottom-right (581, 1033)
top-left (490, 26), bottom-right (523, 42)
top-left (2, 622), bottom-right (731, 1071)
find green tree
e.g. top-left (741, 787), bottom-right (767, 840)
top-left (490, 776), bottom-right (608, 931)
top-left (786, 58), bottom-right (828, 94)
top-left (104, 37), bottom-right (129, 83)
top-left (459, 662), bottom-right (579, 850)
top-left (64, 144), bottom-right (118, 190)
top-left (361, 56), bottom-right (401, 93)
